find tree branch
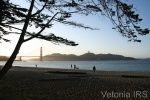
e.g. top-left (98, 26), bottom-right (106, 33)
top-left (31, 0), bottom-right (48, 17)
top-left (0, 0), bottom-right (3, 24)
top-left (54, 18), bottom-right (98, 30)
top-left (24, 12), bottom-right (59, 42)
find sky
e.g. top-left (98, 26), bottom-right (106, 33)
top-left (0, 0), bottom-right (150, 59)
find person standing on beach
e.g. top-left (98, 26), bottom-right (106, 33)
top-left (93, 66), bottom-right (96, 73)
top-left (71, 64), bottom-right (72, 69)
top-left (74, 64), bottom-right (76, 69)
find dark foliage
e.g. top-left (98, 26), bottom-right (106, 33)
top-left (93, 0), bottom-right (150, 42)
top-left (0, 0), bottom-right (149, 44)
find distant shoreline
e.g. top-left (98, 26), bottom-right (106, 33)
top-left (30, 53), bottom-right (136, 61)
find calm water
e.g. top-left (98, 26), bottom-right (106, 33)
top-left (0, 60), bottom-right (150, 72)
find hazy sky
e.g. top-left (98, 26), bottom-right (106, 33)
top-left (0, 0), bottom-right (150, 58)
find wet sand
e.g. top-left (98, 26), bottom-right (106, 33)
top-left (0, 66), bottom-right (150, 100)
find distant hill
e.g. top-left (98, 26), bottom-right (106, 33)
top-left (145, 58), bottom-right (150, 60)
top-left (40, 53), bottom-right (135, 61)
top-left (0, 56), bottom-right (8, 61)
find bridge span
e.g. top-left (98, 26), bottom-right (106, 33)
top-left (16, 47), bottom-right (43, 61)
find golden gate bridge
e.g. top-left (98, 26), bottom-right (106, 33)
top-left (15, 47), bottom-right (51, 61)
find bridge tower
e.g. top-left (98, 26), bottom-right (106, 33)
top-left (19, 56), bottom-right (22, 61)
top-left (40, 47), bottom-right (42, 61)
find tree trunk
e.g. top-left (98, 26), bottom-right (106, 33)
top-left (0, 0), bottom-right (3, 24)
top-left (0, 0), bottom-right (35, 80)
top-left (0, 41), bottom-right (23, 79)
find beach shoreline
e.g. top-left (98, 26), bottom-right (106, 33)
top-left (0, 66), bottom-right (150, 99)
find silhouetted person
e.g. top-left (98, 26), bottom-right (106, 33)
top-left (36, 64), bottom-right (37, 68)
top-left (71, 64), bottom-right (72, 69)
top-left (74, 64), bottom-right (76, 69)
top-left (93, 66), bottom-right (96, 73)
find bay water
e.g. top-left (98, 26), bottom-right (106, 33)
top-left (0, 60), bottom-right (150, 72)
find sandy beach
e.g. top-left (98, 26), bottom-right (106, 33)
top-left (0, 66), bottom-right (150, 100)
